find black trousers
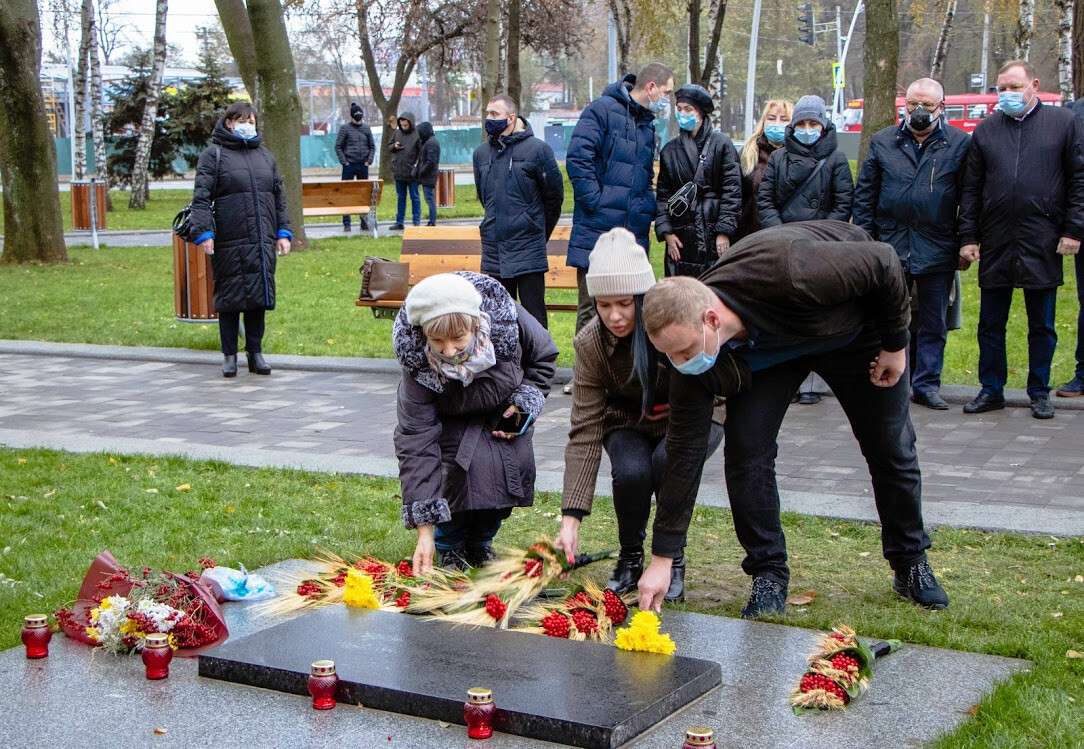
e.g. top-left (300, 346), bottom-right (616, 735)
top-left (722, 342), bottom-right (930, 587)
top-left (490, 272), bottom-right (548, 330)
top-left (603, 424), bottom-right (724, 555)
top-left (218, 308), bottom-right (266, 356)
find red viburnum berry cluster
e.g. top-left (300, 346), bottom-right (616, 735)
top-left (799, 673), bottom-right (850, 703)
top-left (394, 591), bottom-right (411, 608)
top-left (296, 580), bottom-right (323, 599)
top-left (830, 653), bottom-right (860, 681)
top-left (484, 595), bottom-right (507, 620)
top-left (829, 631), bottom-right (849, 643)
top-left (355, 559), bottom-right (388, 585)
top-left (198, 557), bottom-right (217, 570)
top-left (571, 609), bottom-right (598, 635)
top-left (602, 589), bottom-right (628, 625)
top-left (330, 569), bottom-right (349, 588)
top-left (566, 591), bottom-right (593, 610)
top-left (523, 559), bottom-right (543, 578)
top-left (396, 560), bottom-right (414, 578)
top-left (541, 611), bottom-right (571, 638)
top-left (170, 615), bottom-right (218, 648)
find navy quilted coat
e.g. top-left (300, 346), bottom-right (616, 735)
top-left (565, 79), bottom-right (658, 268)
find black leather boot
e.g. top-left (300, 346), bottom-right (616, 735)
top-left (664, 554), bottom-right (686, 603)
top-left (606, 549), bottom-right (644, 595)
top-left (464, 543), bottom-right (496, 569)
top-left (247, 351), bottom-right (271, 375)
top-left (222, 354), bottom-right (237, 378)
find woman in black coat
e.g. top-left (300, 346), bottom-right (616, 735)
top-left (413, 121), bottom-right (441, 226)
top-left (190, 101), bottom-right (292, 378)
top-left (756, 94), bottom-right (854, 228)
top-left (655, 84), bottom-right (742, 278)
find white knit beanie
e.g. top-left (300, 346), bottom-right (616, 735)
top-left (404, 273), bottom-right (482, 326)
top-left (585, 228), bottom-right (656, 297)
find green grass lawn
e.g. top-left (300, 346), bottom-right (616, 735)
top-left (1, 447), bottom-right (1081, 746)
top-left (0, 236), bottom-right (1079, 384)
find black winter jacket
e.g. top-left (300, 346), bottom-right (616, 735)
top-left (473, 119), bottom-right (564, 278)
top-left (735, 136), bottom-right (781, 240)
top-left (757, 124), bottom-right (854, 226)
top-left (959, 101), bottom-right (1084, 289)
top-left (651, 220), bottom-right (910, 558)
top-left (190, 120), bottom-right (290, 313)
top-left (389, 112), bottom-right (421, 181)
top-left (413, 122), bottom-right (441, 187)
top-left (654, 123), bottom-right (742, 273)
top-left (335, 120), bottom-right (375, 166)
top-left (852, 121), bottom-right (970, 275)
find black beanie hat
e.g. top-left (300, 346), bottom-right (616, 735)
top-left (674, 84), bottom-right (714, 116)
top-left (350, 102), bottom-right (363, 119)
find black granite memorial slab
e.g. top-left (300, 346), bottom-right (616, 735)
top-left (198, 606), bottom-right (720, 748)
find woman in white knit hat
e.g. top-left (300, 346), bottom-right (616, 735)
top-left (393, 271), bottom-right (558, 573)
top-left (553, 228), bottom-right (746, 602)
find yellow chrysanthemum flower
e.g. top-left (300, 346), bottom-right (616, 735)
top-left (84, 626), bottom-right (100, 641)
top-left (614, 611), bottom-right (676, 655)
top-left (342, 569), bottom-right (381, 609)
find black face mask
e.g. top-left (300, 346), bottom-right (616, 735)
top-left (907, 108), bottom-right (935, 132)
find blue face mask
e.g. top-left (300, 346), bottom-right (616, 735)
top-left (650, 92), bottom-right (671, 119)
top-left (764, 123), bottom-right (787, 144)
top-left (233, 122), bottom-right (257, 140)
top-left (794, 126), bottom-right (821, 145)
top-left (676, 111), bottom-right (699, 132)
top-left (669, 325), bottom-right (720, 376)
top-left (998, 91), bottom-right (1029, 116)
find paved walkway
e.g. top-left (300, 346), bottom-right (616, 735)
top-left (1, 341), bottom-right (1082, 536)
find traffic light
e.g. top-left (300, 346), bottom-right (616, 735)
top-left (798, 2), bottom-right (815, 45)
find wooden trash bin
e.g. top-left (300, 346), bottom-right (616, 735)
top-left (436, 168), bottom-right (456, 208)
top-left (71, 180), bottom-right (107, 230)
top-left (172, 234), bottom-right (217, 321)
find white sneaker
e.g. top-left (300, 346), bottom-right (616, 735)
top-left (562, 382), bottom-right (573, 395)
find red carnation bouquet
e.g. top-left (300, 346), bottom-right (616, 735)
top-left (790, 625), bottom-right (900, 712)
top-left (54, 550), bottom-right (228, 656)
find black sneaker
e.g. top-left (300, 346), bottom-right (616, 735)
top-left (389, 223), bottom-right (405, 231)
top-left (893, 560), bottom-right (949, 610)
top-left (606, 550), bottom-right (644, 595)
top-left (797, 392), bottom-right (821, 405)
top-left (740, 576), bottom-right (787, 619)
top-left (1030, 395), bottom-right (1055, 420)
top-left (439, 549), bottom-right (468, 571)
top-left (912, 390), bottom-right (950, 410)
top-left (464, 543), bottom-right (497, 568)
top-left (1055, 376), bottom-right (1084, 398)
top-left (963, 391), bottom-right (1005, 414)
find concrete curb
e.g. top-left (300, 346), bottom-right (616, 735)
top-left (0, 339), bottom-right (576, 384)
top-left (3, 339), bottom-right (1077, 407)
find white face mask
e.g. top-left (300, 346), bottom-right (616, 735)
top-left (234, 122), bottom-right (257, 140)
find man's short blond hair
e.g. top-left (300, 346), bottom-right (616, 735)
top-left (643, 276), bottom-right (717, 336)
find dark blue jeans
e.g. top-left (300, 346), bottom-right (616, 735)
top-left (603, 424), bottom-right (723, 554)
top-left (722, 341), bottom-right (930, 586)
top-left (340, 162), bottom-right (369, 227)
top-left (395, 179), bottom-right (421, 226)
top-left (977, 286), bottom-right (1057, 398)
top-left (1075, 253), bottom-right (1084, 380)
top-left (421, 184), bottom-right (437, 225)
top-left (910, 271), bottom-right (955, 396)
top-left (434, 508), bottom-right (513, 554)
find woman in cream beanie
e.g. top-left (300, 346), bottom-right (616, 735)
top-left (554, 228), bottom-right (734, 604)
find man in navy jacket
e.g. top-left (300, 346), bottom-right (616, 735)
top-left (566, 63), bottom-right (674, 333)
top-left (853, 78), bottom-right (970, 410)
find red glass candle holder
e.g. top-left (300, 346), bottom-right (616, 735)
top-left (22, 615), bottom-right (52, 659)
top-left (464, 687), bottom-right (495, 739)
top-left (682, 725), bottom-right (716, 749)
top-left (308, 660), bottom-right (338, 710)
top-left (141, 632), bottom-right (173, 679)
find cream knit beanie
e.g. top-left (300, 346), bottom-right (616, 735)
top-left (585, 228), bottom-right (656, 297)
top-left (404, 273), bottom-right (482, 326)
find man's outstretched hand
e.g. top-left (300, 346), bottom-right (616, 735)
top-left (869, 348), bottom-right (906, 388)
top-left (637, 555), bottom-right (674, 613)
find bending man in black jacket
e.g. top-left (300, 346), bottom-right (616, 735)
top-left (639, 220), bottom-right (947, 617)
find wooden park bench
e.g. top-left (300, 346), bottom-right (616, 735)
top-left (302, 179), bottom-right (383, 238)
top-left (356, 225), bottom-right (576, 319)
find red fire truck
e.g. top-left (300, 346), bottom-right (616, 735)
top-left (841, 91), bottom-right (1065, 133)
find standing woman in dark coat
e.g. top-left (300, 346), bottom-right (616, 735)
top-left (655, 84), bottom-right (742, 278)
top-left (413, 122), bottom-right (441, 226)
top-left (190, 101), bottom-right (292, 378)
top-left (735, 99), bottom-right (793, 239)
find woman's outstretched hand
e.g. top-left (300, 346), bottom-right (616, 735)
top-left (412, 524), bottom-right (436, 575)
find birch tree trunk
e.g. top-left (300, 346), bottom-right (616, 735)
top-left (128, 0), bottom-right (167, 209)
top-left (73, 0), bottom-right (93, 180)
top-left (480, 0), bottom-right (501, 114)
top-left (608, 0), bottom-right (633, 76)
top-left (1056, 0), bottom-right (1074, 100)
top-left (1015, 0), bottom-right (1036, 61)
top-left (930, 0), bottom-right (956, 80)
top-left (87, 0), bottom-right (109, 207)
top-left (0, 0), bottom-right (68, 264)
top-left (861, 0), bottom-right (899, 162)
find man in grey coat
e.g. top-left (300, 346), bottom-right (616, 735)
top-left (335, 102), bottom-right (375, 232)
